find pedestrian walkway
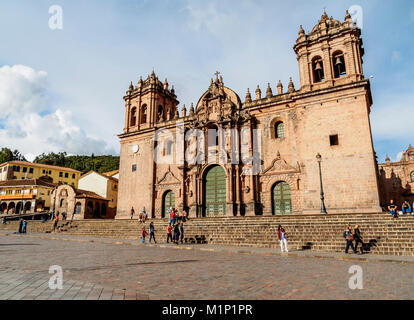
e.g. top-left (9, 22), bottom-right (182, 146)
top-left (1, 231), bottom-right (413, 299)
top-left (2, 230), bottom-right (413, 265)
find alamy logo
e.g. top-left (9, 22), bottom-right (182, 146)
top-left (348, 265), bottom-right (363, 290)
top-left (48, 265), bottom-right (63, 290)
top-left (48, 5), bottom-right (63, 30)
top-left (153, 122), bottom-right (262, 175)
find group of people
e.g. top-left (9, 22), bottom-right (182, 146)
top-left (138, 207), bottom-right (187, 245)
top-left (343, 224), bottom-right (364, 254)
top-left (141, 221), bottom-right (157, 244)
top-left (388, 200), bottom-right (413, 218)
top-left (130, 207), bottom-right (149, 223)
top-left (278, 224), bottom-right (366, 254)
top-left (17, 219), bottom-right (28, 234)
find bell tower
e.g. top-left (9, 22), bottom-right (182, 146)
top-left (294, 11), bottom-right (365, 92)
top-left (123, 71), bottom-right (179, 133)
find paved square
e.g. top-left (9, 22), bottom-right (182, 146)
top-left (0, 233), bottom-right (413, 300)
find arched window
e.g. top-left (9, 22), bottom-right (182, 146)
top-left (130, 107), bottom-right (137, 126)
top-left (333, 51), bottom-right (346, 78)
top-left (411, 171), bottom-right (414, 183)
top-left (158, 105), bottom-right (164, 121)
top-left (312, 56), bottom-right (324, 83)
top-left (60, 199), bottom-right (65, 207)
top-left (275, 122), bottom-right (285, 139)
top-left (140, 104), bottom-right (147, 124)
top-left (86, 201), bottom-right (93, 215)
top-left (74, 202), bottom-right (82, 214)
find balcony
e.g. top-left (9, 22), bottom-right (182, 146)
top-left (0, 194), bottom-right (35, 200)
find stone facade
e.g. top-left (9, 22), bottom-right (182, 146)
top-left (52, 185), bottom-right (111, 220)
top-left (378, 145), bottom-right (414, 209)
top-left (117, 11), bottom-right (381, 219)
top-left (78, 171), bottom-right (118, 218)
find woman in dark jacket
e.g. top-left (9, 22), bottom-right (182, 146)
top-left (353, 225), bottom-right (364, 254)
top-left (173, 223), bottom-right (180, 245)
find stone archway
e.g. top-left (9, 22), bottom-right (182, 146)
top-left (94, 203), bottom-right (101, 219)
top-left (271, 181), bottom-right (292, 215)
top-left (0, 202), bottom-right (7, 214)
top-left (162, 190), bottom-right (175, 218)
top-left (74, 202), bottom-right (82, 215)
top-left (24, 202), bottom-right (32, 213)
top-left (203, 165), bottom-right (226, 217)
top-left (16, 202), bottom-right (23, 215)
top-left (7, 202), bottom-right (15, 214)
top-left (86, 201), bottom-right (93, 217)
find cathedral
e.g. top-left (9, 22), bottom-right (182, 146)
top-left (116, 11), bottom-right (382, 219)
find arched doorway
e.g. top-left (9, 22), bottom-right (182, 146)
top-left (162, 190), bottom-right (175, 218)
top-left (94, 203), bottom-right (100, 219)
top-left (16, 202), bottom-right (23, 215)
top-left (203, 165), bottom-right (226, 216)
top-left (101, 204), bottom-right (107, 217)
top-left (272, 181), bottom-right (292, 215)
top-left (74, 202), bottom-right (82, 215)
top-left (86, 201), bottom-right (93, 217)
top-left (24, 202), bottom-right (32, 213)
top-left (0, 203), bottom-right (7, 214)
top-left (7, 202), bottom-right (15, 214)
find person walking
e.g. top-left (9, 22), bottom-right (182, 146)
top-left (141, 227), bottom-right (148, 243)
top-left (388, 200), bottom-right (398, 218)
top-left (18, 219), bottom-right (23, 233)
top-left (179, 222), bottom-right (184, 244)
top-left (53, 213), bottom-right (59, 232)
top-left (166, 223), bottom-right (173, 243)
top-left (344, 225), bottom-right (357, 254)
top-left (130, 207), bottom-right (135, 220)
top-left (22, 220), bottom-right (27, 234)
top-left (149, 222), bottom-right (156, 244)
top-left (353, 224), bottom-right (364, 254)
top-left (169, 208), bottom-right (175, 225)
top-left (173, 223), bottom-right (180, 245)
top-left (277, 225), bottom-right (288, 253)
top-left (2, 217), bottom-right (6, 225)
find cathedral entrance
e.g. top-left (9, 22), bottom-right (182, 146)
top-left (203, 165), bottom-right (226, 216)
top-left (272, 181), bottom-right (292, 215)
top-left (162, 190), bottom-right (175, 218)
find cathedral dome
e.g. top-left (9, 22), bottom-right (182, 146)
top-left (196, 74), bottom-right (242, 114)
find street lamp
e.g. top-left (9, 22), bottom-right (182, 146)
top-left (316, 153), bottom-right (327, 214)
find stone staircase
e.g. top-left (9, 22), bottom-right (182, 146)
top-left (1, 213), bottom-right (413, 256)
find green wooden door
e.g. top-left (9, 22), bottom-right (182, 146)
top-left (204, 166), bottom-right (226, 216)
top-left (272, 182), bottom-right (292, 215)
top-left (163, 190), bottom-right (175, 218)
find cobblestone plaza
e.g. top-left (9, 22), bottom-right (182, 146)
top-left (0, 232), bottom-right (413, 300)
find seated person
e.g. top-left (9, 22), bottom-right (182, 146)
top-left (388, 200), bottom-right (398, 218)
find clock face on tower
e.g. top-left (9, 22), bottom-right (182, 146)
top-left (131, 144), bottom-right (139, 153)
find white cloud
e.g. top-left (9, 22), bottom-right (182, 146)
top-left (0, 65), bottom-right (114, 157)
top-left (0, 65), bottom-right (48, 118)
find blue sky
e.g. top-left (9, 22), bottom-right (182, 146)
top-left (0, 0), bottom-right (412, 163)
